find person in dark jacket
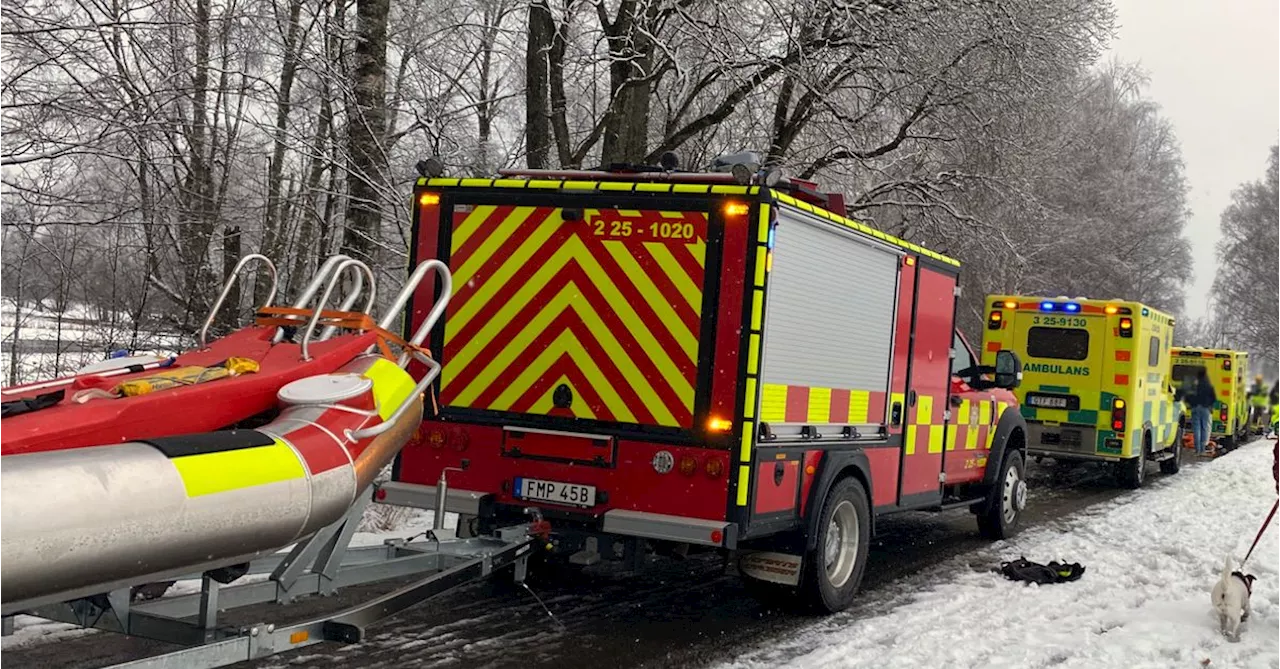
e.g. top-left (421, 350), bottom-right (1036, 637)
top-left (1179, 368), bottom-right (1217, 455)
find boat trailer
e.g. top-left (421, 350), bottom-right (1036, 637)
top-left (0, 252), bottom-right (545, 668)
top-left (2, 489), bottom-right (544, 669)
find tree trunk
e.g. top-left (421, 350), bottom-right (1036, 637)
top-left (525, 0), bottom-right (554, 169)
top-left (178, 0), bottom-right (215, 328)
top-left (342, 0), bottom-right (390, 265)
top-left (219, 225), bottom-right (242, 329)
top-left (599, 0), bottom-right (656, 165)
top-left (258, 0), bottom-right (306, 304)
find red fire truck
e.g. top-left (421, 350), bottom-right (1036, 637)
top-left (379, 160), bottom-right (1027, 613)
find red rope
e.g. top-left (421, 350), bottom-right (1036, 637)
top-left (1242, 499), bottom-right (1278, 567)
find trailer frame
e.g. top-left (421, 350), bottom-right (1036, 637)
top-left (3, 494), bottom-right (539, 669)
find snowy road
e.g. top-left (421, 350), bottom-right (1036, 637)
top-left (722, 439), bottom-right (1280, 669)
top-left (5, 444), bottom-right (1276, 668)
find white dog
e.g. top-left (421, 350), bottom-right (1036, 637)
top-left (1211, 555), bottom-right (1256, 641)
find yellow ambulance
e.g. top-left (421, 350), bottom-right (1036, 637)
top-left (1169, 348), bottom-right (1250, 449)
top-left (980, 296), bottom-right (1181, 488)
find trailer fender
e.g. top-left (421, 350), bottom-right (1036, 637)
top-left (803, 449), bottom-right (874, 552)
top-left (979, 407), bottom-right (1028, 491)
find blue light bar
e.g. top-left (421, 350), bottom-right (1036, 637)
top-left (1040, 301), bottom-right (1055, 311)
top-left (1064, 303), bottom-right (1080, 313)
top-left (767, 227), bottom-right (776, 250)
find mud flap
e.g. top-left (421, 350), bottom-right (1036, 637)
top-left (737, 550), bottom-right (803, 586)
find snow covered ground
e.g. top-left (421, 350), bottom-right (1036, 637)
top-left (721, 439), bottom-right (1280, 669)
top-left (1, 301), bottom-right (184, 384)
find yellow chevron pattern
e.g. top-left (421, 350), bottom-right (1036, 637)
top-left (440, 206), bottom-right (707, 428)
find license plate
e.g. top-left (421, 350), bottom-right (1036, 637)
top-left (514, 477), bottom-right (596, 508)
top-left (1041, 432), bottom-right (1061, 445)
top-left (1029, 395), bottom-right (1070, 409)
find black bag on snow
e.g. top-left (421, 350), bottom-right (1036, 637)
top-left (999, 556), bottom-right (1085, 585)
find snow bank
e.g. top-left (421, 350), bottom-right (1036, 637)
top-left (721, 440), bottom-right (1280, 669)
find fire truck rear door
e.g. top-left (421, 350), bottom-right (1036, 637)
top-left (896, 264), bottom-right (957, 506)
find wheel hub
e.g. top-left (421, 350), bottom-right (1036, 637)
top-left (1013, 478), bottom-right (1028, 511)
top-left (824, 501), bottom-right (859, 588)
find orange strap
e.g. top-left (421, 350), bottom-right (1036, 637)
top-left (255, 306), bottom-right (433, 363)
top-left (256, 306), bottom-right (439, 413)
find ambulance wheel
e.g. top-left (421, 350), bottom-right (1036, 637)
top-left (1160, 428), bottom-right (1183, 475)
top-left (1119, 437), bottom-right (1149, 489)
top-left (977, 450), bottom-right (1026, 540)
top-left (800, 477), bottom-right (870, 613)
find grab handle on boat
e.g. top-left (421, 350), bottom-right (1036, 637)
top-left (299, 259), bottom-right (376, 361)
top-left (375, 259), bottom-right (453, 366)
top-left (319, 262), bottom-right (378, 340)
top-left (348, 350), bottom-right (441, 441)
top-left (272, 254), bottom-right (352, 344)
top-left (200, 254), bottom-right (278, 349)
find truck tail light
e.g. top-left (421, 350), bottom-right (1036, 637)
top-left (1111, 399), bottom-right (1126, 432)
top-left (424, 426), bottom-right (468, 451)
top-left (678, 455), bottom-right (698, 476)
top-left (987, 310), bottom-right (1002, 330)
top-left (1220, 409), bottom-right (1228, 422)
top-left (1119, 318), bottom-right (1133, 338)
top-left (705, 457), bottom-right (724, 478)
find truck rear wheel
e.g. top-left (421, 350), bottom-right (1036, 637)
top-left (977, 450), bottom-right (1026, 540)
top-left (800, 477), bottom-right (870, 613)
top-left (1119, 436), bottom-right (1149, 488)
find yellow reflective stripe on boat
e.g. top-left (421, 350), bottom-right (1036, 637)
top-left (363, 357), bottom-right (417, 421)
top-left (172, 440), bottom-right (305, 497)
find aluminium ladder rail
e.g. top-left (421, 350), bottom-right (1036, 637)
top-left (5, 494), bottom-right (539, 669)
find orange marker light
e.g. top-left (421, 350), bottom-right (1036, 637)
top-left (805, 464), bottom-right (816, 476)
top-left (708, 417), bottom-right (733, 432)
top-left (290, 631), bottom-right (310, 644)
top-left (1003, 301), bottom-right (1017, 309)
top-left (1105, 305), bottom-right (1119, 315)
top-left (419, 192), bottom-right (440, 206)
top-left (725, 202), bottom-right (750, 217)
top-left (904, 256), bottom-right (917, 266)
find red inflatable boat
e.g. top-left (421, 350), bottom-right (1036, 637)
top-left (1, 254), bottom-right (449, 458)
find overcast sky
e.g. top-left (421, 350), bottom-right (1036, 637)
top-left (1103, 0), bottom-right (1278, 319)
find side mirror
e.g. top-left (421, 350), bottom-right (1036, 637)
top-left (994, 350), bottom-right (1022, 390)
